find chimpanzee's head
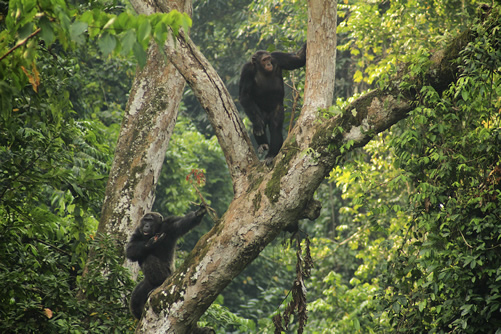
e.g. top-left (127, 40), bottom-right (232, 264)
top-left (139, 212), bottom-right (163, 237)
top-left (252, 51), bottom-right (273, 73)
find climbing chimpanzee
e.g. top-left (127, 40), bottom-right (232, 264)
top-left (126, 206), bottom-right (206, 319)
top-left (239, 44), bottom-right (306, 165)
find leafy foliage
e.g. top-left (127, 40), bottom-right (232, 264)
top-left (293, 2), bottom-right (501, 334)
top-left (381, 8), bottom-right (501, 332)
top-left (0, 1), bottom-right (137, 332)
top-left (0, 219), bottom-right (135, 333)
top-left (1, 0), bottom-right (191, 76)
top-left (200, 296), bottom-right (257, 333)
top-left (153, 117), bottom-right (232, 218)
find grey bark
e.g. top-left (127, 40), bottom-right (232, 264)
top-left (87, 0), bottom-right (191, 282)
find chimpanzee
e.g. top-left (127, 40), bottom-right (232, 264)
top-left (239, 44), bottom-right (306, 165)
top-left (126, 206), bottom-right (206, 319)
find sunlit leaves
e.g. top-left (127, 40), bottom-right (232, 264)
top-left (381, 6), bottom-right (501, 332)
top-left (78, 10), bottom-right (192, 61)
top-left (337, 0), bottom-right (479, 87)
top-left (0, 2), bottom-right (193, 119)
top-left (70, 21), bottom-right (88, 45)
top-left (2, 1), bottom-right (192, 72)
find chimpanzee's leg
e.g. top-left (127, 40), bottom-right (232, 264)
top-left (267, 104), bottom-right (285, 160)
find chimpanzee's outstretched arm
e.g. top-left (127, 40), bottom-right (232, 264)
top-left (271, 43), bottom-right (307, 70)
top-left (163, 206), bottom-right (207, 239)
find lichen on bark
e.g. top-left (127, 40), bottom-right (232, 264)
top-left (264, 142), bottom-right (300, 203)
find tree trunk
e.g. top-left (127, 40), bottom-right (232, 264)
top-left (93, 0), bottom-right (192, 279)
top-left (134, 0), bottom-right (338, 332)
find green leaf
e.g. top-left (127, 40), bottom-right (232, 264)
top-left (133, 41), bottom-right (147, 67)
top-left (353, 318), bottom-right (360, 330)
top-left (120, 29), bottom-right (136, 56)
top-left (392, 302), bottom-right (400, 313)
top-left (38, 16), bottom-right (55, 46)
top-left (18, 22), bottom-right (35, 40)
top-left (116, 12), bottom-right (130, 29)
top-left (418, 300), bottom-right (427, 312)
top-left (461, 89), bottom-right (469, 101)
top-left (180, 13), bottom-right (192, 32)
top-left (97, 32), bottom-right (116, 57)
top-left (70, 21), bottom-right (88, 45)
top-left (153, 22), bottom-right (168, 46)
top-left (137, 18), bottom-right (151, 42)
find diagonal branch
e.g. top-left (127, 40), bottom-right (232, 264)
top-left (161, 30), bottom-right (258, 197)
top-left (306, 27), bottom-right (473, 166)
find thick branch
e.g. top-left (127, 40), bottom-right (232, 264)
top-left (308, 27), bottom-right (473, 166)
top-left (162, 31), bottom-right (258, 196)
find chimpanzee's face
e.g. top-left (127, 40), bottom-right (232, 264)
top-left (260, 54), bottom-right (273, 72)
top-left (252, 51), bottom-right (274, 73)
top-left (140, 213), bottom-right (162, 237)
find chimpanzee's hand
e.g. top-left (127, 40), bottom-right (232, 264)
top-left (195, 204), bottom-right (207, 217)
top-left (257, 144), bottom-right (269, 155)
top-left (145, 233), bottom-right (165, 248)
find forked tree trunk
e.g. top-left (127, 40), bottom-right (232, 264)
top-left (134, 0), bottom-right (338, 332)
top-left (92, 0), bottom-right (481, 332)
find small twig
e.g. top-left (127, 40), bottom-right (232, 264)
top-left (190, 200), bottom-right (218, 222)
top-left (0, 28), bottom-right (42, 62)
top-left (186, 169), bottom-right (219, 222)
top-left (459, 230), bottom-right (473, 248)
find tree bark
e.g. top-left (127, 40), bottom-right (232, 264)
top-left (94, 0), bottom-right (191, 278)
top-left (135, 0), bottom-right (338, 332)
top-left (160, 29), bottom-right (258, 197)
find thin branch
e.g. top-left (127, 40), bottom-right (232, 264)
top-left (459, 230), bottom-right (473, 248)
top-left (0, 28), bottom-right (41, 62)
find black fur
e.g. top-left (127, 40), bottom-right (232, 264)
top-left (239, 44), bottom-right (306, 164)
top-left (126, 207), bottom-right (206, 319)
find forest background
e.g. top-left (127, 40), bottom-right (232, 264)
top-left (1, 0), bottom-right (500, 333)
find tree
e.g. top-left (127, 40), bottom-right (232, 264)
top-left (96, 0), bottom-right (193, 276)
top-left (91, 0), bottom-right (500, 333)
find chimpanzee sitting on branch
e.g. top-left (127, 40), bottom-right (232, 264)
top-left (126, 206), bottom-right (206, 320)
top-left (239, 44), bottom-right (306, 165)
